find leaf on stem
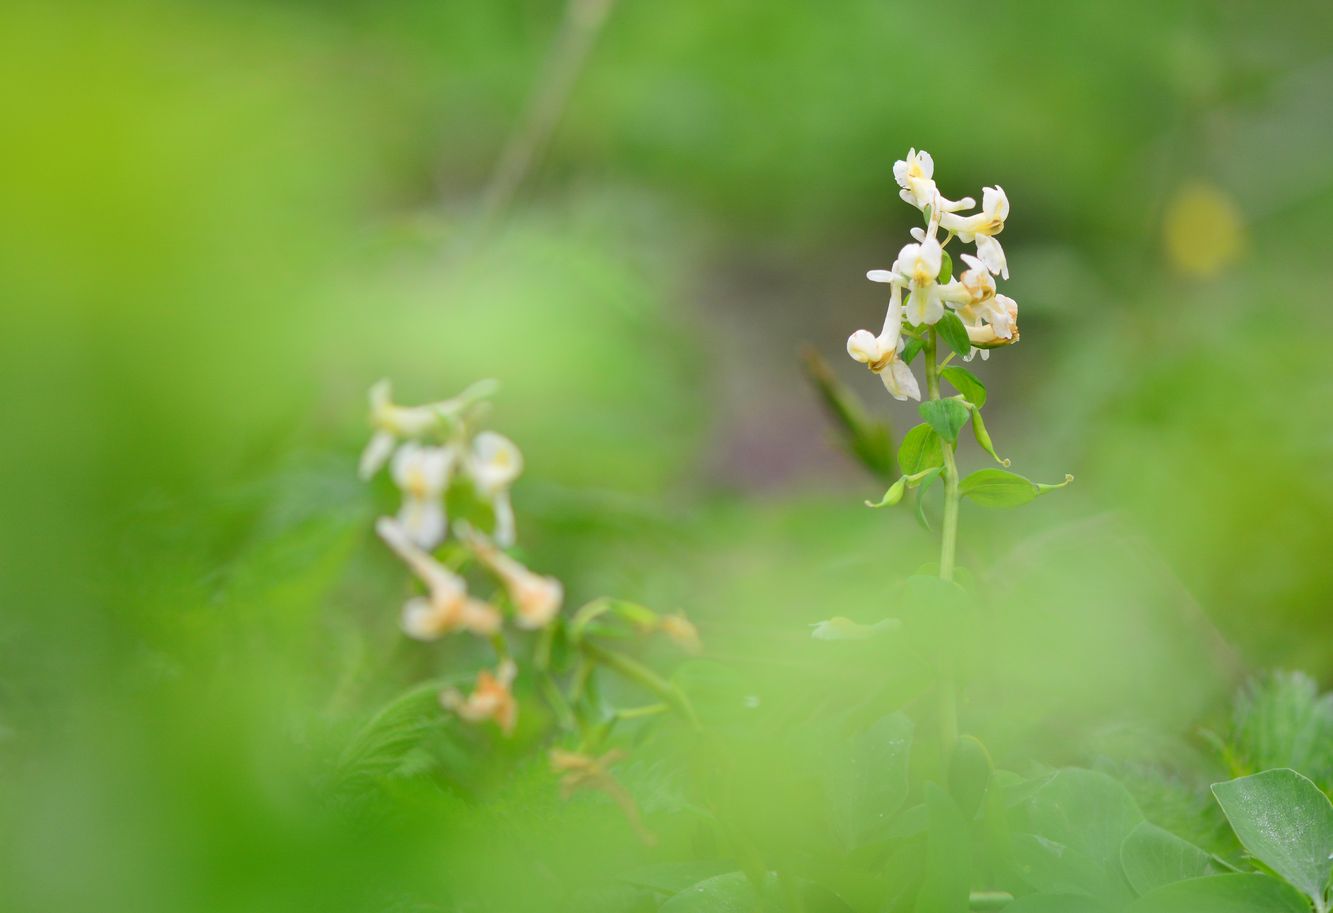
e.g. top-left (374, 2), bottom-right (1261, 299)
top-left (940, 365), bottom-right (986, 408)
top-left (899, 423), bottom-right (944, 474)
top-left (959, 469), bottom-right (1072, 508)
top-left (919, 399), bottom-right (970, 445)
top-left (935, 311), bottom-right (973, 358)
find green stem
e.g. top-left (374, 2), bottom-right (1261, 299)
top-left (924, 329), bottom-right (960, 760)
top-left (582, 641), bottom-right (702, 732)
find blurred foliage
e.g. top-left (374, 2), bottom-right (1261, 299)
top-left (1, 0), bottom-right (1331, 910)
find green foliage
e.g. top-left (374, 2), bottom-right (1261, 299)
top-left (804, 348), bottom-right (897, 481)
top-left (937, 250), bottom-right (953, 284)
top-left (1127, 874), bottom-right (1311, 913)
top-left (1212, 769), bottom-right (1333, 908)
top-left (914, 784), bottom-right (971, 913)
top-left (1119, 822), bottom-right (1213, 895)
top-left (959, 469), bottom-right (1072, 507)
top-left (935, 312), bottom-right (973, 359)
top-left (947, 735), bottom-right (993, 820)
top-left (940, 366), bottom-right (986, 408)
top-left (918, 399), bottom-right (970, 446)
top-left (969, 408), bottom-right (1009, 466)
top-left (1231, 671), bottom-right (1333, 789)
top-left (899, 423), bottom-right (945, 474)
top-left (823, 712), bottom-right (913, 848)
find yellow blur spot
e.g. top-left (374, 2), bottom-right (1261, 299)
top-left (1162, 181), bottom-right (1245, 278)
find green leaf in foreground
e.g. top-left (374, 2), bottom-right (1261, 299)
top-left (918, 399), bottom-right (970, 445)
top-left (935, 311), bottom-right (972, 358)
top-left (999, 895), bottom-right (1115, 913)
top-left (899, 423), bottom-right (944, 474)
top-left (915, 783), bottom-right (971, 913)
top-left (1211, 768), bottom-right (1333, 907)
top-left (1119, 821), bottom-right (1212, 895)
top-left (959, 469), bottom-right (1073, 508)
top-left (823, 712), bottom-right (914, 848)
top-left (1127, 874), bottom-right (1310, 913)
top-left (940, 365), bottom-right (986, 407)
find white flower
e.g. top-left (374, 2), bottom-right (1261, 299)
top-left (893, 148), bottom-right (937, 210)
top-left (358, 378), bottom-right (499, 480)
top-left (460, 526), bottom-right (563, 629)
top-left (441, 660), bottom-right (518, 735)
top-left (390, 443), bottom-right (455, 549)
top-left (941, 186), bottom-right (1010, 279)
top-left (954, 254), bottom-right (1016, 340)
top-left (847, 282), bottom-right (920, 401)
top-left (891, 239), bottom-right (948, 325)
top-left (466, 431), bottom-right (523, 547)
top-left (962, 295), bottom-right (1020, 361)
top-left (376, 517), bottom-right (501, 640)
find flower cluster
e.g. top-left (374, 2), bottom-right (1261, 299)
top-left (360, 378), bottom-right (561, 734)
top-left (849, 149), bottom-right (1020, 400)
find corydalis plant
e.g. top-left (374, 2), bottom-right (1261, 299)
top-left (839, 150), bottom-right (1072, 749)
top-left (357, 379), bottom-right (700, 839)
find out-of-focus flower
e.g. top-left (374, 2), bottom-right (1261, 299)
top-left (656, 613), bottom-right (701, 653)
top-left (461, 526), bottom-right (563, 628)
top-left (360, 380), bottom-right (445, 479)
top-left (550, 748), bottom-right (655, 844)
top-left (442, 660), bottom-right (518, 735)
top-left (390, 443), bottom-right (455, 549)
top-left (376, 517), bottom-right (501, 639)
top-left (848, 282), bottom-right (920, 401)
top-left (810, 617), bottom-right (902, 641)
top-left (466, 431), bottom-right (523, 547)
top-left (942, 186), bottom-right (1010, 279)
top-left (1162, 180), bottom-right (1244, 278)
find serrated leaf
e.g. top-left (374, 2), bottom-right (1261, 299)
top-left (1127, 874), bottom-right (1310, 913)
top-left (937, 250), bottom-right (953, 284)
top-left (899, 423), bottom-right (943, 474)
top-left (1211, 768), bottom-right (1333, 907)
top-left (940, 365), bottom-right (986, 408)
top-left (1120, 821), bottom-right (1212, 895)
top-left (935, 311), bottom-right (972, 358)
top-left (1233, 671), bottom-right (1333, 788)
top-left (919, 399), bottom-right (970, 445)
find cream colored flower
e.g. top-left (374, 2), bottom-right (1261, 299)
top-left (376, 517), bottom-right (501, 640)
top-left (441, 660), bottom-right (518, 735)
top-left (461, 526), bottom-right (563, 629)
top-left (893, 147), bottom-right (937, 210)
top-left (963, 295), bottom-right (1020, 361)
top-left (549, 748), bottom-right (655, 844)
top-left (942, 186), bottom-right (1010, 279)
top-left (466, 431), bottom-right (523, 547)
top-left (390, 443), bottom-right (455, 549)
top-left (892, 239), bottom-right (947, 326)
top-left (848, 282), bottom-right (920, 401)
top-left (657, 613), bottom-right (702, 653)
top-left (954, 254), bottom-right (1016, 340)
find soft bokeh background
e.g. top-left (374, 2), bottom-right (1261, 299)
top-left (2, 1), bottom-right (1331, 911)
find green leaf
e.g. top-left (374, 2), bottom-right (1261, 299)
top-left (1233, 671), bottom-right (1333, 788)
top-left (918, 399), bottom-right (970, 445)
top-left (915, 466), bottom-right (942, 531)
top-left (999, 895), bottom-right (1115, 913)
top-left (915, 783), bottom-right (971, 913)
top-left (935, 311), bottom-right (972, 358)
top-left (959, 469), bottom-right (1038, 507)
top-left (902, 336), bottom-right (925, 365)
top-left (659, 872), bottom-right (763, 913)
top-left (1120, 821), bottom-right (1212, 895)
top-left (959, 469), bottom-right (1072, 508)
top-left (937, 250), bottom-right (953, 283)
top-left (940, 365), bottom-right (986, 407)
top-left (1211, 768), bottom-right (1333, 906)
top-left (969, 408), bottom-right (1010, 466)
top-left (899, 423), bottom-right (944, 474)
top-left (866, 475), bottom-right (908, 509)
top-left (1127, 874), bottom-right (1310, 913)
top-left (948, 735), bottom-right (993, 820)
top-left (823, 712), bottom-right (914, 848)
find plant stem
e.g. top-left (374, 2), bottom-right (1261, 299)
top-left (924, 329), bottom-right (960, 760)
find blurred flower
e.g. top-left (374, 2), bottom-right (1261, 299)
top-left (848, 282), bottom-right (920, 401)
top-left (359, 380), bottom-right (446, 479)
top-left (442, 660), bottom-right (518, 735)
top-left (466, 431), bottom-right (523, 547)
top-left (657, 613), bottom-right (702, 653)
top-left (461, 526), bottom-right (564, 628)
top-left (550, 748), bottom-right (655, 844)
top-left (943, 186), bottom-right (1010, 279)
top-left (390, 443), bottom-right (455, 549)
top-left (376, 517), bottom-right (501, 639)
top-left (810, 616), bottom-right (901, 641)
top-left (1162, 180), bottom-right (1244, 278)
